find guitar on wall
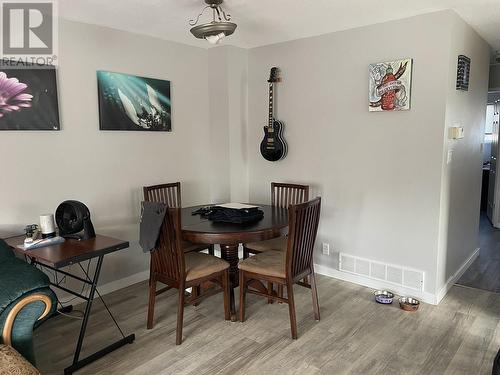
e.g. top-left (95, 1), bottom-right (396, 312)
top-left (260, 67), bottom-right (287, 162)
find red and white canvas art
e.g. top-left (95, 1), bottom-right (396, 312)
top-left (369, 58), bottom-right (413, 112)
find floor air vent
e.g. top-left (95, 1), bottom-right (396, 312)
top-left (339, 253), bottom-right (424, 292)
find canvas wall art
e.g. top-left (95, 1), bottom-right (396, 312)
top-left (0, 64), bottom-right (60, 130)
top-left (97, 71), bottom-right (171, 131)
top-left (369, 58), bottom-right (413, 112)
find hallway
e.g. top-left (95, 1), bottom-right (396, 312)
top-left (457, 214), bottom-right (500, 292)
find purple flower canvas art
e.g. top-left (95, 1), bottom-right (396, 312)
top-left (0, 72), bottom-right (33, 117)
top-left (0, 63), bottom-right (60, 130)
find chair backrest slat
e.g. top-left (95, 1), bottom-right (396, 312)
top-left (143, 182), bottom-right (182, 207)
top-left (150, 208), bottom-right (184, 282)
top-left (271, 182), bottom-right (309, 209)
top-left (286, 197), bottom-right (321, 280)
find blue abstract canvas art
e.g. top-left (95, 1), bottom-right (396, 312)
top-left (97, 71), bottom-right (171, 131)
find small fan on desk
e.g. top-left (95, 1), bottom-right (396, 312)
top-left (55, 200), bottom-right (96, 240)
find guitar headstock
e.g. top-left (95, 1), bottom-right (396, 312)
top-left (268, 67), bottom-right (281, 83)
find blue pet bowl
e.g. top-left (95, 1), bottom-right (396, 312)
top-left (374, 290), bottom-right (394, 304)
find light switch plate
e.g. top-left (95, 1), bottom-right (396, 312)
top-left (322, 243), bottom-right (330, 255)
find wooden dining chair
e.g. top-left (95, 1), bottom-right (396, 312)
top-left (147, 207), bottom-right (230, 344)
top-left (243, 182), bottom-right (309, 300)
top-left (143, 182), bottom-right (215, 255)
top-left (238, 197), bottom-right (321, 339)
top-left (243, 182), bottom-right (309, 259)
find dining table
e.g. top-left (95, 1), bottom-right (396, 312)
top-left (181, 204), bottom-right (289, 319)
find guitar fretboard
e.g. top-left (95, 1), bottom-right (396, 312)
top-left (268, 83), bottom-right (274, 131)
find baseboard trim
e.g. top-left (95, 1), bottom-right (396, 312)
top-left (314, 263), bottom-right (437, 305)
top-left (436, 247), bottom-right (480, 304)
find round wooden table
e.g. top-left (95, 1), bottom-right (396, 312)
top-left (181, 204), bottom-right (288, 318)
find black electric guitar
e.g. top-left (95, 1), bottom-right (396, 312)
top-left (260, 67), bottom-right (287, 162)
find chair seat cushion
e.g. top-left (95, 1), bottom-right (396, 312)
top-left (185, 252), bottom-right (229, 281)
top-left (238, 250), bottom-right (285, 278)
top-left (244, 236), bottom-right (287, 253)
top-left (181, 241), bottom-right (210, 253)
top-left (0, 256), bottom-right (50, 312)
top-left (0, 345), bottom-right (39, 375)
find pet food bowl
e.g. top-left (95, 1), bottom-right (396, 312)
top-left (399, 297), bottom-right (420, 311)
top-left (374, 290), bottom-right (394, 304)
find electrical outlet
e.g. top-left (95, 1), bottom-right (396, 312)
top-left (322, 243), bottom-right (330, 255)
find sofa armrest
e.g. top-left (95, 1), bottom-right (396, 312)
top-left (1, 293), bottom-right (52, 347)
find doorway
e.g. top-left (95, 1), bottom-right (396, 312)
top-left (457, 94), bottom-right (500, 292)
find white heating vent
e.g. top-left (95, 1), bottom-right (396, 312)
top-left (339, 253), bottom-right (424, 292)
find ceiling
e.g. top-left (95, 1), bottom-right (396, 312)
top-left (59, 0), bottom-right (500, 50)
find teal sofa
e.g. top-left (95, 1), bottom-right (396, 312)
top-left (0, 239), bottom-right (56, 365)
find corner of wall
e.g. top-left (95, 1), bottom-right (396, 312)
top-left (435, 11), bottom-right (491, 296)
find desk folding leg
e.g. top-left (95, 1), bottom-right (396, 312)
top-left (37, 255), bottom-right (135, 375)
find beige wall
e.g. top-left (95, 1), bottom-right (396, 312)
top-left (436, 13), bottom-right (491, 296)
top-left (0, 20), bottom-right (214, 285)
top-left (246, 10), bottom-right (488, 299)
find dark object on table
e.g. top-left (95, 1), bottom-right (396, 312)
top-left (399, 297), bottom-right (420, 311)
top-left (192, 206), bottom-right (215, 216)
top-left (143, 182), bottom-right (214, 255)
top-left (493, 347), bottom-right (500, 375)
top-left (0, 239), bottom-right (56, 365)
top-left (55, 200), bottom-right (96, 240)
top-left (374, 290), bottom-right (394, 304)
top-left (24, 224), bottom-right (38, 239)
top-left (238, 197), bottom-right (322, 339)
top-left (147, 208), bottom-right (230, 344)
top-left (139, 201), bottom-right (167, 253)
top-left (208, 206), bottom-right (264, 224)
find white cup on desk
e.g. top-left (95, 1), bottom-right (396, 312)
top-left (39, 214), bottom-right (56, 238)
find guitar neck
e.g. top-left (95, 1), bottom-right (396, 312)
top-left (268, 83), bottom-right (274, 130)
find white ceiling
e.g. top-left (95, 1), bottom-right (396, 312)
top-left (59, 0), bottom-right (500, 50)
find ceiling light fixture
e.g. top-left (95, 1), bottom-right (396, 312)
top-left (189, 0), bottom-right (237, 45)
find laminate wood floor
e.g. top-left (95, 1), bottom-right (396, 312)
top-left (457, 213), bottom-right (500, 293)
top-left (34, 275), bottom-right (500, 375)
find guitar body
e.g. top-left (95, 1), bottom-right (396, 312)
top-left (260, 119), bottom-right (287, 162)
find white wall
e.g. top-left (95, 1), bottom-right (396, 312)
top-left (207, 46), bottom-right (249, 204)
top-left (245, 10), bottom-right (489, 301)
top-left (0, 20), bottom-right (214, 285)
top-left (436, 14), bottom-right (491, 298)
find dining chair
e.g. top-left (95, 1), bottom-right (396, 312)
top-left (243, 182), bottom-right (309, 300)
top-left (143, 182), bottom-right (215, 256)
top-left (147, 207), bottom-right (230, 344)
top-left (243, 182), bottom-right (309, 259)
top-left (238, 197), bottom-right (321, 339)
